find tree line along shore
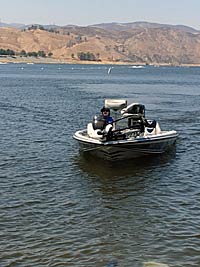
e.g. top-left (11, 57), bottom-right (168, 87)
top-left (1, 48), bottom-right (200, 67)
top-left (0, 48), bottom-right (101, 62)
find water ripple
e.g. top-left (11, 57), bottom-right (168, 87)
top-left (0, 64), bottom-right (200, 267)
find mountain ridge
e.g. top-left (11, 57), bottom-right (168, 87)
top-left (0, 20), bottom-right (199, 32)
top-left (1, 21), bottom-right (200, 65)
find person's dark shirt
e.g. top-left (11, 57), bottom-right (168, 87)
top-left (103, 115), bottom-right (114, 124)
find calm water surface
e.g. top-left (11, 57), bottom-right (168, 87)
top-left (0, 64), bottom-right (200, 267)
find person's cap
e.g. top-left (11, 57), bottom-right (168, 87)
top-left (101, 106), bottom-right (110, 112)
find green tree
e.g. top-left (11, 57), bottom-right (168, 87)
top-left (0, 48), bottom-right (15, 56)
top-left (19, 50), bottom-right (27, 57)
top-left (38, 50), bottom-right (46, 57)
top-left (27, 51), bottom-right (38, 57)
top-left (77, 52), bottom-right (96, 61)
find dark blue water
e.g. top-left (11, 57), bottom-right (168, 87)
top-left (0, 63), bottom-right (200, 267)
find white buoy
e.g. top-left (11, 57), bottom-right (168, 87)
top-left (108, 67), bottom-right (112, 74)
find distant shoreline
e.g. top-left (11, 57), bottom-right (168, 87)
top-left (1, 56), bottom-right (200, 67)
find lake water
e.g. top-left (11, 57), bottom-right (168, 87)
top-left (0, 63), bottom-right (200, 267)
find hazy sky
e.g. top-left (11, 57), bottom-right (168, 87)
top-left (0, 0), bottom-right (200, 30)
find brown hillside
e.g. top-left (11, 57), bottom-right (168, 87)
top-left (1, 25), bottom-right (200, 64)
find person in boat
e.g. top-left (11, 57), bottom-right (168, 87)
top-left (101, 107), bottom-right (114, 125)
top-left (99, 107), bottom-right (114, 140)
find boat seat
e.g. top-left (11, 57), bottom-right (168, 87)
top-left (87, 123), bottom-right (103, 139)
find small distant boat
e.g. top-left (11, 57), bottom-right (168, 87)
top-left (73, 99), bottom-right (178, 161)
top-left (130, 65), bottom-right (144, 68)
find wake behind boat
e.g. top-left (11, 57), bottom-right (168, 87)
top-left (73, 99), bottom-right (178, 161)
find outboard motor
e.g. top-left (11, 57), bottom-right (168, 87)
top-left (121, 103), bottom-right (146, 132)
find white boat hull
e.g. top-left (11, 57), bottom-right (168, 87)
top-left (73, 130), bottom-right (178, 161)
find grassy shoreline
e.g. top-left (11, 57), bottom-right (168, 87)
top-left (1, 56), bottom-right (200, 67)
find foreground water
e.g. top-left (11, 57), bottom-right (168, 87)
top-left (0, 63), bottom-right (200, 267)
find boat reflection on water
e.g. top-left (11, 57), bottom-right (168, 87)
top-left (74, 147), bottom-right (177, 180)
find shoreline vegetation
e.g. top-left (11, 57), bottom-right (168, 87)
top-left (1, 55), bottom-right (200, 67)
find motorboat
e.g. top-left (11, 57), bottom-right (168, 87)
top-left (73, 99), bottom-right (178, 161)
